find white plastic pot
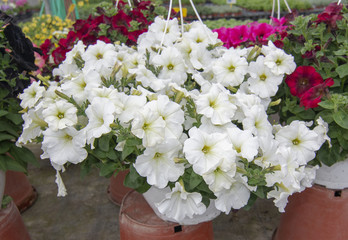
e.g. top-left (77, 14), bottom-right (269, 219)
top-left (314, 158), bottom-right (348, 190)
top-left (143, 186), bottom-right (221, 225)
top-left (0, 170), bottom-right (5, 207)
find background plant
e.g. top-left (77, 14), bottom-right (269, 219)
top-left (0, 11), bottom-right (39, 173)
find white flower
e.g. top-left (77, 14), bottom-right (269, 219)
top-left (145, 95), bottom-right (185, 139)
top-left (53, 62), bottom-right (81, 81)
top-left (263, 48), bottom-right (296, 75)
top-left (82, 40), bottom-right (117, 73)
top-left (214, 175), bottom-right (251, 213)
top-left (313, 117), bottom-right (331, 147)
top-left (195, 83), bottom-right (236, 125)
top-left (242, 105), bottom-right (273, 136)
top-left (17, 107), bottom-right (47, 145)
top-left (131, 106), bottom-right (166, 147)
top-left (156, 182), bottom-right (206, 223)
top-left (152, 47), bottom-right (187, 85)
top-left (64, 40), bottom-right (86, 65)
top-left (132, 65), bottom-right (165, 92)
top-left (41, 127), bottom-right (87, 166)
top-left (226, 128), bottom-right (259, 162)
top-left (117, 94), bottom-right (147, 124)
top-left (183, 127), bottom-right (234, 175)
top-left (247, 56), bottom-right (284, 98)
top-left (87, 87), bottom-right (123, 114)
top-left (42, 100), bottom-right (78, 131)
top-left (84, 98), bottom-right (116, 146)
top-left (19, 81), bottom-right (45, 109)
top-left (134, 139), bottom-right (185, 188)
top-left (213, 49), bottom-right (248, 87)
top-left (148, 17), bottom-right (180, 46)
top-left (275, 121), bottom-right (322, 164)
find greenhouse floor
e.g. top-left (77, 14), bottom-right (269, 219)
top-left (20, 146), bottom-right (281, 240)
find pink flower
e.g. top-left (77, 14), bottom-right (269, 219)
top-left (300, 78), bottom-right (334, 109)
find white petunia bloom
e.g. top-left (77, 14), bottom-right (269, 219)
top-left (263, 48), bottom-right (296, 75)
top-left (214, 174), bottom-right (251, 213)
top-left (134, 138), bottom-right (185, 188)
top-left (275, 121), bottom-right (322, 165)
top-left (41, 127), bottom-right (87, 166)
top-left (132, 65), bottom-right (166, 92)
top-left (242, 105), bottom-right (273, 136)
top-left (42, 100), bottom-right (78, 131)
top-left (213, 50), bottom-right (248, 87)
top-left (247, 56), bottom-right (284, 98)
top-left (131, 106), bottom-right (166, 147)
top-left (64, 40), bottom-right (86, 65)
top-left (313, 117), bottom-right (331, 147)
top-left (82, 40), bottom-right (117, 73)
top-left (148, 17), bottom-right (180, 46)
top-left (226, 127), bottom-right (259, 162)
top-left (17, 107), bottom-right (47, 145)
top-left (84, 98), bottom-right (116, 146)
top-left (195, 83), bottom-right (236, 125)
top-left (117, 94), bottom-right (147, 124)
top-left (183, 127), bottom-right (234, 175)
top-left (19, 81), bottom-right (45, 109)
top-left (152, 47), bottom-right (187, 85)
top-left (156, 182), bottom-right (206, 223)
top-left (145, 95), bottom-right (185, 139)
top-left (53, 62), bottom-right (82, 81)
top-left (87, 87), bottom-right (123, 114)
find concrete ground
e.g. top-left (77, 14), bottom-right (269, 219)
top-left (20, 145), bottom-right (281, 240)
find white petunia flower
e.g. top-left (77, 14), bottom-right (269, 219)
top-left (64, 40), bottom-right (86, 65)
top-left (275, 121), bottom-right (322, 164)
top-left (313, 117), bottom-right (331, 147)
top-left (263, 48), bottom-right (296, 75)
top-left (42, 100), bottom-right (78, 131)
top-left (82, 40), bottom-right (117, 73)
top-left (84, 98), bottom-right (116, 146)
top-left (242, 105), bottom-right (273, 136)
top-left (183, 127), bottom-right (234, 175)
top-left (53, 62), bottom-right (81, 81)
top-left (156, 182), bottom-right (206, 223)
top-left (19, 81), bottom-right (45, 109)
top-left (117, 94), bottom-right (147, 124)
top-left (214, 175), bottom-right (251, 213)
top-left (247, 56), bottom-right (284, 98)
top-left (213, 50), bottom-right (248, 87)
top-left (134, 138), bottom-right (185, 188)
top-left (41, 127), bottom-right (87, 166)
top-left (131, 65), bottom-right (166, 92)
top-left (131, 106), bottom-right (166, 147)
top-left (195, 83), bottom-right (236, 125)
top-left (226, 128), bottom-right (259, 162)
top-left (152, 47), bottom-right (187, 85)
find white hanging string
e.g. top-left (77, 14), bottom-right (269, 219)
top-left (160, 0), bottom-right (173, 48)
top-left (115, 0), bottom-right (119, 8)
top-left (127, 0), bottom-right (133, 10)
top-left (337, 0), bottom-right (342, 4)
top-left (178, 0), bottom-right (184, 35)
top-left (270, 0), bottom-right (292, 24)
top-left (277, 0), bottom-right (280, 19)
top-left (270, 0), bottom-right (275, 24)
top-left (189, 0), bottom-right (213, 42)
top-left (283, 0), bottom-right (292, 13)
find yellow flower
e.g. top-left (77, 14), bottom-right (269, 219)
top-left (78, 1), bottom-right (84, 7)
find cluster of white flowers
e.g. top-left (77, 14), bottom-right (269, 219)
top-left (18, 17), bottom-right (328, 223)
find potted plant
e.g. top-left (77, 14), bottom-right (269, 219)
top-left (17, 13), bottom-right (327, 231)
top-left (268, 2), bottom-right (348, 239)
top-left (0, 9), bottom-right (39, 239)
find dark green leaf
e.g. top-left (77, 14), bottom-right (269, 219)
top-left (0, 110), bottom-right (8, 117)
top-left (0, 134), bottom-right (15, 142)
top-left (336, 63), bottom-right (348, 78)
top-left (0, 88), bottom-right (9, 99)
top-left (5, 113), bottom-right (23, 125)
top-left (122, 145), bottom-right (135, 160)
top-left (318, 100), bottom-right (335, 110)
top-left (124, 164), bottom-right (150, 193)
top-left (0, 154), bottom-right (27, 172)
top-left (99, 162), bottom-right (118, 177)
top-left (333, 108), bottom-right (348, 129)
top-left (317, 142), bottom-right (345, 166)
top-left (0, 120), bottom-right (19, 137)
top-left (9, 145), bottom-right (39, 167)
top-left (98, 134), bottom-right (111, 152)
top-left (0, 141), bottom-right (12, 154)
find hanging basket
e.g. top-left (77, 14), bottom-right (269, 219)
top-left (119, 190), bottom-right (214, 240)
top-left (4, 171), bottom-right (38, 213)
top-left (314, 158), bottom-right (348, 190)
top-left (107, 169), bottom-right (132, 206)
top-left (0, 201), bottom-right (31, 240)
top-left (273, 184), bottom-right (348, 240)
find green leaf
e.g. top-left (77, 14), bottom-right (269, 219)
top-left (0, 88), bottom-right (9, 99)
top-left (125, 137), bottom-right (142, 147)
top-left (336, 63), bottom-right (348, 78)
top-left (0, 141), bottom-right (12, 154)
top-left (188, 169), bottom-right (204, 191)
top-left (122, 145), bottom-right (135, 160)
top-left (333, 108), bottom-right (348, 129)
top-left (124, 164), bottom-right (150, 193)
top-left (0, 120), bottom-right (19, 137)
top-left (9, 145), bottom-right (39, 167)
top-left (1, 195), bottom-right (12, 209)
top-left (0, 154), bottom-right (27, 172)
top-left (99, 162), bottom-right (118, 177)
top-left (318, 100), bottom-right (335, 110)
top-left (0, 134), bottom-right (15, 142)
top-left (98, 134), bottom-right (111, 152)
top-left (317, 142), bottom-right (345, 166)
top-left (243, 193), bottom-right (257, 211)
top-left (5, 113), bottom-right (23, 125)
top-left (0, 110), bottom-right (8, 117)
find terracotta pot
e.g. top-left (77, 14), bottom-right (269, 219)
top-left (4, 171), bottom-right (37, 213)
top-left (107, 170), bottom-right (132, 206)
top-left (0, 200), bottom-right (31, 240)
top-left (119, 190), bottom-right (214, 240)
top-left (273, 184), bottom-right (348, 240)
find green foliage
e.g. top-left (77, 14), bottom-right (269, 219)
top-left (1, 195), bottom-right (12, 209)
top-left (0, 20), bottom-right (38, 173)
top-left (235, 0), bottom-right (312, 11)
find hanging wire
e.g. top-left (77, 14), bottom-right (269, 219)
top-left (277, 0), bottom-right (280, 19)
top-left (159, 0), bottom-right (173, 48)
top-left (189, 0), bottom-right (213, 42)
top-left (178, 0), bottom-right (184, 35)
top-left (337, 0), bottom-right (342, 4)
top-left (270, 0), bottom-right (292, 24)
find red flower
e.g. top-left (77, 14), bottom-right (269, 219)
top-left (285, 66), bottom-right (324, 98)
top-left (316, 3), bottom-right (343, 29)
top-left (300, 78), bottom-right (334, 109)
